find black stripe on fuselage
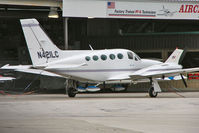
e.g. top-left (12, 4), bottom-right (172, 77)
top-left (52, 68), bottom-right (139, 73)
top-left (51, 68), bottom-right (181, 73)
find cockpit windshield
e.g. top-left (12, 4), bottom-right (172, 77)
top-left (127, 52), bottom-right (134, 59)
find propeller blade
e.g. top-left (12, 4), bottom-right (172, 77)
top-left (180, 74), bottom-right (187, 88)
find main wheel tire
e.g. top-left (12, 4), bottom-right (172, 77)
top-left (68, 87), bottom-right (77, 97)
top-left (149, 87), bottom-right (158, 97)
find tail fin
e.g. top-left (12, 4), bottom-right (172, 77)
top-left (20, 18), bottom-right (61, 66)
top-left (165, 48), bottom-right (184, 64)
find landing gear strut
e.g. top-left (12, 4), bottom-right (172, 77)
top-left (65, 79), bottom-right (78, 97)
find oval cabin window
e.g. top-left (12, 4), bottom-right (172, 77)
top-left (93, 55), bottom-right (99, 61)
top-left (117, 53), bottom-right (123, 59)
top-left (109, 54), bottom-right (115, 60)
top-left (101, 54), bottom-right (107, 61)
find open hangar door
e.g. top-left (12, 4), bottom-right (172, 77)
top-left (0, 4), bottom-right (66, 91)
top-left (0, 5), bottom-right (64, 65)
top-left (64, 0), bottom-right (199, 91)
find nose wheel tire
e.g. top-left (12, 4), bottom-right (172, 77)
top-left (68, 87), bottom-right (77, 97)
top-left (149, 87), bottom-right (158, 97)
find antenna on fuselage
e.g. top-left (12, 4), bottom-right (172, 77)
top-left (89, 44), bottom-right (94, 51)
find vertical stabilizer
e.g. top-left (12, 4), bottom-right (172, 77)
top-left (165, 48), bottom-right (184, 64)
top-left (20, 18), bottom-right (61, 66)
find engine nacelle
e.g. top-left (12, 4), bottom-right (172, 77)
top-left (77, 86), bottom-right (101, 92)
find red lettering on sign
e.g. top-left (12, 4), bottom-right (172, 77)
top-left (188, 5), bottom-right (193, 13)
top-left (193, 5), bottom-right (198, 13)
top-left (179, 4), bottom-right (199, 13)
top-left (179, 5), bottom-right (184, 13)
top-left (185, 5), bottom-right (189, 13)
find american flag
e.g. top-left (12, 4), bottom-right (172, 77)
top-left (107, 2), bottom-right (115, 9)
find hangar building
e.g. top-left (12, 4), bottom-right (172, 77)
top-left (0, 0), bottom-right (199, 91)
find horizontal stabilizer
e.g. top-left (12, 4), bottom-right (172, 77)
top-left (0, 76), bottom-right (15, 81)
top-left (1, 64), bottom-right (63, 78)
top-left (15, 69), bottom-right (63, 78)
top-left (1, 64), bottom-right (31, 70)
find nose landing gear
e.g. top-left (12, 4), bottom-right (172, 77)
top-left (149, 79), bottom-right (161, 98)
top-left (149, 87), bottom-right (158, 97)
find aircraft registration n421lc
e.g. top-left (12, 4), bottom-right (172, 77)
top-left (3, 18), bottom-right (199, 97)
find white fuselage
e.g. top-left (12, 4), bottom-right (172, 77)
top-left (43, 49), bottom-right (161, 81)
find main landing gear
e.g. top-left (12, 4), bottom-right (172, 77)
top-left (65, 79), bottom-right (78, 97)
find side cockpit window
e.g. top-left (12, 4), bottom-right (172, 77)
top-left (135, 57), bottom-right (138, 61)
top-left (134, 53), bottom-right (141, 61)
top-left (127, 52), bottom-right (134, 60)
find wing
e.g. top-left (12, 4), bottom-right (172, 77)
top-left (130, 67), bottom-right (199, 80)
top-left (107, 73), bottom-right (131, 81)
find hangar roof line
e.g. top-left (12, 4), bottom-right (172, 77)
top-left (0, 0), bottom-right (62, 9)
top-left (0, 0), bottom-right (198, 9)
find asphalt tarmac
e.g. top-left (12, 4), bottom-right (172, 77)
top-left (0, 92), bottom-right (199, 133)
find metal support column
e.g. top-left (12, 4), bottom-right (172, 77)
top-left (64, 17), bottom-right (68, 50)
top-left (162, 50), bottom-right (168, 62)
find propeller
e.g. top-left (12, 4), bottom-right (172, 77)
top-left (180, 74), bottom-right (187, 88)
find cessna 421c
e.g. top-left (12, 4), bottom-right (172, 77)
top-left (5, 18), bottom-right (199, 98)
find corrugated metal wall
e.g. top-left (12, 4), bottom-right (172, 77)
top-left (80, 34), bottom-right (199, 50)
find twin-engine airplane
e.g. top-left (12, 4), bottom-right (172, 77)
top-left (3, 18), bottom-right (199, 97)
